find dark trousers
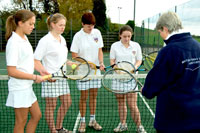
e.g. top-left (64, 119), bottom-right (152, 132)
top-left (157, 129), bottom-right (200, 133)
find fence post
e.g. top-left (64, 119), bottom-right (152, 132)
top-left (0, 18), bottom-right (2, 51)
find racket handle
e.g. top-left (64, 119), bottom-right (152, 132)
top-left (43, 75), bottom-right (52, 80)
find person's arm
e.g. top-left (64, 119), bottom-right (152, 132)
top-left (142, 49), bottom-right (175, 99)
top-left (135, 42), bottom-right (142, 69)
top-left (7, 66), bottom-right (43, 83)
top-left (134, 60), bottom-right (142, 70)
top-left (34, 59), bottom-right (50, 76)
top-left (98, 48), bottom-right (105, 70)
top-left (110, 59), bottom-right (115, 66)
top-left (71, 52), bottom-right (78, 58)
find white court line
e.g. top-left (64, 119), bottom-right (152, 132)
top-left (138, 93), bottom-right (155, 118)
top-left (73, 111), bottom-right (81, 133)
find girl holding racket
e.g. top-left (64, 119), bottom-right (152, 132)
top-left (110, 25), bottom-right (146, 133)
top-left (70, 12), bottom-right (104, 133)
top-left (34, 13), bottom-right (72, 133)
top-left (5, 10), bottom-right (44, 133)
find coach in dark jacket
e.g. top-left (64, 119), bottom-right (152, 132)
top-left (142, 11), bottom-right (200, 133)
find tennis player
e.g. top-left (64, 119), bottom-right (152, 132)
top-left (34, 13), bottom-right (72, 133)
top-left (70, 12), bottom-right (104, 133)
top-left (110, 25), bottom-right (146, 133)
top-left (5, 10), bottom-right (44, 133)
top-left (142, 11), bottom-right (200, 132)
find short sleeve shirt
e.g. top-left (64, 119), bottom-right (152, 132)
top-left (34, 32), bottom-right (68, 73)
top-left (70, 28), bottom-right (104, 66)
top-left (110, 41), bottom-right (142, 65)
top-left (6, 32), bottom-right (34, 91)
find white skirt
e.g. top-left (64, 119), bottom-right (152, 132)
top-left (6, 88), bottom-right (37, 108)
top-left (77, 70), bottom-right (101, 90)
top-left (42, 79), bottom-right (70, 97)
top-left (112, 79), bottom-right (138, 92)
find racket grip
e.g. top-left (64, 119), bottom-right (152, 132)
top-left (43, 75), bottom-right (52, 80)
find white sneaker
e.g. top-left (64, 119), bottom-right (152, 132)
top-left (114, 123), bottom-right (128, 132)
top-left (78, 122), bottom-right (86, 133)
top-left (88, 120), bottom-right (102, 131)
top-left (137, 125), bottom-right (147, 133)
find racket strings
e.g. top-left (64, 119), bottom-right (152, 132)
top-left (64, 57), bottom-right (90, 80)
top-left (143, 52), bottom-right (158, 71)
top-left (102, 68), bottom-right (138, 94)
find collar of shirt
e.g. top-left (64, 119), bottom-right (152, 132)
top-left (165, 29), bottom-right (188, 40)
top-left (119, 40), bottom-right (133, 49)
top-left (48, 32), bottom-right (63, 43)
top-left (12, 32), bottom-right (28, 42)
top-left (80, 28), bottom-right (95, 36)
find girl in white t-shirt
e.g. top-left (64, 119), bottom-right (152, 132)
top-left (70, 12), bottom-right (105, 133)
top-left (34, 13), bottom-right (72, 133)
top-left (110, 25), bottom-right (146, 133)
top-left (5, 10), bottom-right (44, 133)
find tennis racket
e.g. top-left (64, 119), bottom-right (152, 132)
top-left (92, 61), bottom-right (135, 72)
top-left (43, 57), bottom-right (90, 80)
top-left (135, 51), bottom-right (158, 72)
top-left (101, 68), bottom-right (143, 94)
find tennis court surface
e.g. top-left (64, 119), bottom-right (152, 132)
top-left (0, 74), bottom-right (156, 132)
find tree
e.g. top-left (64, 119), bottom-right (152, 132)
top-left (58, 0), bottom-right (93, 31)
top-left (13, 0), bottom-right (33, 11)
top-left (42, 0), bottom-right (59, 14)
top-left (92, 0), bottom-right (107, 32)
top-left (126, 20), bottom-right (135, 40)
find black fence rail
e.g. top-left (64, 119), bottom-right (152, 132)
top-left (0, 30), bottom-right (119, 52)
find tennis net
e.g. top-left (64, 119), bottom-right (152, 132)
top-left (0, 74), bottom-right (156, 133)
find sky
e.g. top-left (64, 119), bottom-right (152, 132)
top-left (105, 0), bottom-right (190, 25)
top-left (1, 0), bottom-right (199, 35)
top-left (0, 0), bottom-right (190, 25)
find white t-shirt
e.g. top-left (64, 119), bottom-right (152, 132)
top-left (34, 32), bottom-right (68, 74)
top-left (6, 32), bottom-right (34, 91)
top-left (110, 41), bottom-right (142, 65)
top-left (70, 28), bottom-right (103, 66)
top-left (110, 40), bottom-right (142, 92)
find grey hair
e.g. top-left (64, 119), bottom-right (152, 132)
top-left (155, 11), bottom-right (183, 33)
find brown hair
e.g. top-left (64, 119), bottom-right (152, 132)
top-left (119, 25), bottom-right (133, 35)
top-left (118, 25), bottom-right (133, 40)
top-left (81, 12), bottom-right (96, 25)
top-left (46, 13), bottom-right (67, 31)
top-left (5, 9), bottom-right (35, 41)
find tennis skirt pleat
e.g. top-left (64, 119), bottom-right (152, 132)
top-left (42, 79), bottom-right (70, 97)
top-left (6, 88), bottom-right (37, 108)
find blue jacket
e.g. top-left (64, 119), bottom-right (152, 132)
top-left (142, 33), bottom-right (200, 132)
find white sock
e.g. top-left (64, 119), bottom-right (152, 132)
top-left (80, 117), bottom-right (85, 123)
top-left (90, 115), bottom-right (95, 121)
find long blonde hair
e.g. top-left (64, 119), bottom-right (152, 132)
top-left (46, 13), bottom-right (67, 31)
top-left (5, 9), bottom-right (35, 41)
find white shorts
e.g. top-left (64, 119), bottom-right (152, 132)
top-left (6, 88), bottom-right (37, 108)
top-left (42, 79), bottom-right (70, 97)
top-left (112, 79), bottom-right (138, 92)
top-left (77, 70), bottom-right (101, 90)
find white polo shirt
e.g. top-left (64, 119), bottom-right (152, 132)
top-left (70, 28), bottom-right (103, 66)
top-left (34, 32), bottom-right (68, 74)
top-left (110, 41), bottom-right (142, 65)
top-left (6, 32), bottom-right (34, 91)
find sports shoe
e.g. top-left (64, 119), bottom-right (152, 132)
top-left (78, 122), bottom-right (86, 133)
top-left (56, 127), bottom-right (72, 133)
top-left (114, 123), bottom-right (128, 132)
top-left (88, 120), bottom-right (102, 131)
top-left (137, 125), bottom-right (147, 133)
